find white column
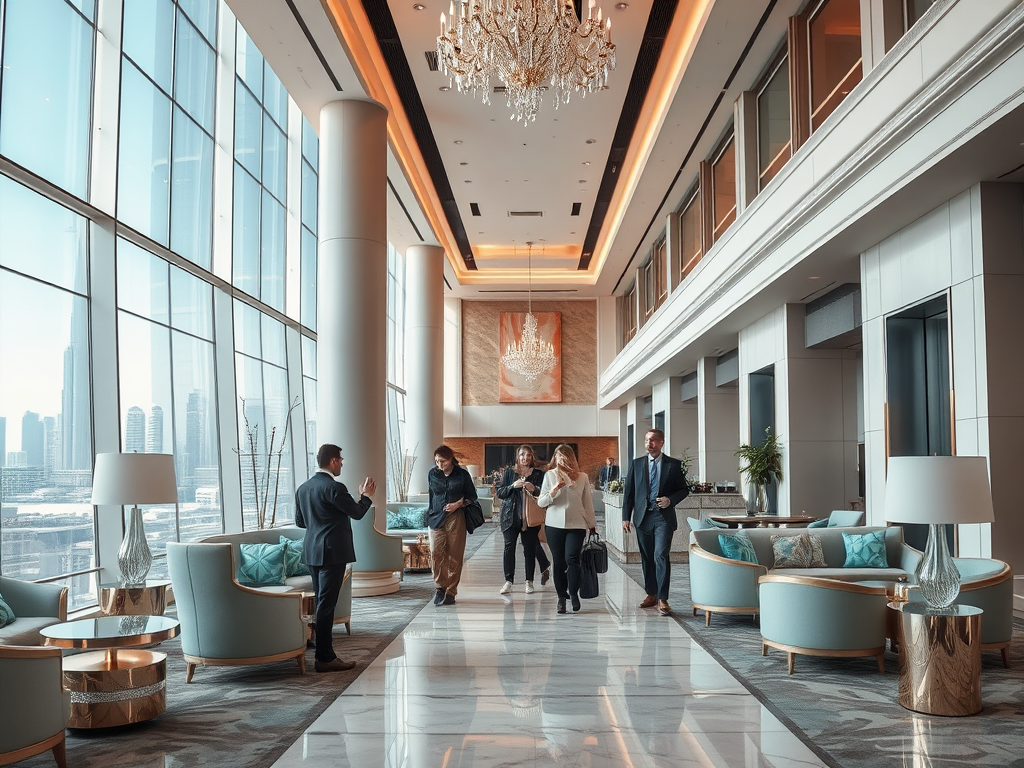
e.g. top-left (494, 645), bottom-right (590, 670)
top-left (697, 357), bottom-right (740, 485)
top-left (405, 244), bottom-right (445, 496)
top-left (316, 99), bottom-right (390, 578)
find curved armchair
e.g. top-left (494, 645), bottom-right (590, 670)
top-left (0, 575), bottom-right (68, 646)
top-left (759, 574), bottom-right (889, 674)
top-left (688, 544), bottom-right (767, 626)
top-left (167, 543), bottom-right (307, 683)
top-left (350, 507), bottom-right (405, 597)
top-left (0, 645), bottom-right (70, 767)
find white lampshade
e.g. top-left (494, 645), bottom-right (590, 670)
top-left (91, 453), bottom-right (179, 506)
top-left (883, 456), bottom-right (994, 525)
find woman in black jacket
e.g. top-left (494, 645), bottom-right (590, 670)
top-left (427, 444), bottom-right (478, 607)
top-left (494, 444), bottom-right (551, 595)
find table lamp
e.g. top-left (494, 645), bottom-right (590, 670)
top-left (883, 455), bottom-right (994, 609)
top-left (92, 453), bottom-right (178, 585)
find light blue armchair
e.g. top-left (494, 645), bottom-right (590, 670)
top-left (0, 645), bottom-right (70, 767)
top-left (807, 510), bottom-right (866, 528)
top-left (167, 542), bottom-right (307, 683)
top-left (759, 574), bottom-right (889, 674)
top-left (0, 575), bottom-right (68, 646)
top-left (350, 507), bottom-right (406, 597)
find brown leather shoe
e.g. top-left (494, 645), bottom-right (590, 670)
top-left (658, 600), bottom-right (672, 616)
top-left (315, 658), bottom-right (356, 673)
top-left (639, 595), bottom-right (657, 609)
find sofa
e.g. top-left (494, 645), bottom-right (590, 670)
top-left (0, 644), bottom-right (70, 767)
top-left (200, 527), bottom-right (352, 634)
top-left (689, 526), bottom-right (919, 626)
top-left (0, 575), bottom-right (68, 646)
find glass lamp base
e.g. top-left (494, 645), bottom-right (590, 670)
top-left (916, 522), bottom-right (961, 609)
top-left (118, 506), bottom-right (152, 586)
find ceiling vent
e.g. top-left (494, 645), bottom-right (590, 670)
top-left (507, 211), bottom-right (543, 217)
top-left (470, 203), bottom-right (481, 216)
top-left (571, 202), bottom-right (582, 216)
top-left (493, 85), bottom-right (507, 93)
top-left (424, 51), bottom-right (439, 72)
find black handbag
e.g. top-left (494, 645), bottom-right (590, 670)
top-left (464, 500), bottom-right (485, 534)
top-left (581, 533), bottom-right (609, 574)
top-left (579, 552), bottom-right (600, 599)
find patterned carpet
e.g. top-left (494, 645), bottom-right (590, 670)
top-left (618, 557), bottom-right (1024, 768)
top-left (18, 528), bottom-right (492, 768)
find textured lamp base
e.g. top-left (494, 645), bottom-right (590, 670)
top-left (118, 507), bottom-right (152, 586)
top-left (917, 523), bottom-right (961, 608)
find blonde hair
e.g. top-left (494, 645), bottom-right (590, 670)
top-left (551, 444), bottom-right (580, 484)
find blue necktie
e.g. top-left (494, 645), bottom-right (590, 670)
top-left (649, 459), bottom-right (658, 510)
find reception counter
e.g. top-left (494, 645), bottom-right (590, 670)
top-left (600, 492), bottom-right (747, 563)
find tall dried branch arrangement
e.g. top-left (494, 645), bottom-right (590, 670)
top-left (236, 396), bottom-right (301, 529)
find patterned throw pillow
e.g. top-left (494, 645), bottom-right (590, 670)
top-left (0, 591), bottom-right (15, 628)
top-left (807, 534), bottom-right (828, 567)
top-left (771, 534), bottom-right (811, 567)
top-left (842, 530), bottom-right (889, 568)
top-left (237, 542), bottom-right (287, 586)
top-left (718, 531), bottom-right (759, 564)
top-left (386, 507), bottom-right (429, 530)
top-left (279, 536), bottom-right (311, 577)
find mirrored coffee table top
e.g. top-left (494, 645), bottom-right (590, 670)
top-left (41, 615), bottom-right (180, 648)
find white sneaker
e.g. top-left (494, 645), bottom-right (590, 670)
top-left (525, 581), bottom-right (535, 594)
top-left (500, 581), bottom-right (513, 595)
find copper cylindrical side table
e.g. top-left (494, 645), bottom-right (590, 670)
top-left (896, 603), bottom-right (983, 716)
top-left (99, 580), bottom-right (170, 616)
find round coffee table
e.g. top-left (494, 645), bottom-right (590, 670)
top-left (41, 615), bottom-right (180, 728)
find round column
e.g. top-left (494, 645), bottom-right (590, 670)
top-left (317, 99), bottom-right (395, 593)
top-left (405, 244), bottom-right (445, 496)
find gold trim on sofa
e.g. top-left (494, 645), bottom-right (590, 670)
top-left (688, 543), bottom-right (768, 570)
top-left (761, 638), bottom-right (886, 675)
top-left (758, 574), bottom-right (891, 595)
top-left (183, 648), bottom-right (306, 683)
top-left (690, 604), bottom-right (759, 627)
top-left (0, 731), bottom-right (66, 768)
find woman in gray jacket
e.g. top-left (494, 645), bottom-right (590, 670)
top-left (495, 445), bottom-right (551, 595)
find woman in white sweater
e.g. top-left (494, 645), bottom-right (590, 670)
top-left (537, 444), bottom-right (597, 614)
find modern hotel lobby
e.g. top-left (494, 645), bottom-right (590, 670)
top-left (3, 0), bottom-right (1024, 766)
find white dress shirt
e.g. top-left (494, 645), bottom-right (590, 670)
top-left (537, 470), bottom-right (596, 530)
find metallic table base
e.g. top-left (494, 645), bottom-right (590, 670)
top-left (897, 606), bottom-right (982, 716)
top-left (62, 649), bottom-right (167, 728)
top-left (99, 582), bottom-right (169, 616)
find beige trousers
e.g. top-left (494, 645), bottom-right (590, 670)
top-left (430, 510), bottom-right (467, 595)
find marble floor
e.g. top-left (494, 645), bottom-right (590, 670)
top-left (271, 530), bottom-right (829, 767)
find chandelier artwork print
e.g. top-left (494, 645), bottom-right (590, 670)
top-left (437, 0), bottom-right (616, 124)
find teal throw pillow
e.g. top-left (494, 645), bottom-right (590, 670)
top-left (237, 542), bottom-right (287, 586)
top-left (771, 534), bottom-right (811, 568)
top-left (718, 531), bottom-right (758, 564)
top-left (807, 518), bottom-right (828, 528)
top-left (279, 536), bottom-right (310, 577)
top-left (0, 591), bottom-right (15, 628)
top-left (687, 517), bottom-right (710, 531)
top-left (842, 530), bottom-right (889, 568)
top-left (386, 506), bottom-right (428, 530)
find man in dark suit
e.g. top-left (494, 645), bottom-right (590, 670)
top-left (295, 443), bottom-right (375, 672)
top-left (598, 457), bottom-right (619, 490)
top-left (622, 429), bottom-right (689, 615)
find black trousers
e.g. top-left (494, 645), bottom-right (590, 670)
top-left (544, 526), bottom-right (586, 601)
top-left (309, 563), bottom-right (345, 663)
top-left (502, 524), bottom-right (550, 582)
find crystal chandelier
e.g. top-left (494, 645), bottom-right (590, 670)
top-left (437, 0), bottom-right (616, 124)
top-left (502, 244), bottom-right (557, 382)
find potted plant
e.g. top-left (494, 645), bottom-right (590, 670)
top-left (604, 478), bottom-right (624, 506)
top-left (734, 427), bottom-right (783, 514)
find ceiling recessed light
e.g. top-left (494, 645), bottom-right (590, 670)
top-left (464, 179), bottom-right (472, 183)
top-left (454, 140), bottom-right (463, 144)
top-left (808, 276), bottom-right (820, 280)
top-left (578, 179), bottom-right (587, 183)
top-left (585, 138), bottom-right (596, 144)
top-left (582, 161), bottom-right (590, 166)
top-left (615, 2), bottom-right (628, 8)
top-left (413, 3), bottom-right (426, 9)
top-left (459, 161), bottom-right (468, 166)
top-left (438, 85), bottom-right (451, 92)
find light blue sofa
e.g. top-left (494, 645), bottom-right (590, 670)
top-left (350, 507), bottom-right (406, 596)
top-left (167, 542), bottom-right (307, 683)
top-left (0, 575), bottom-right (68, 646)
top-left (200, 526), bottom-right (352, 633)
top-left (688, 526), bottom-right (919, 625)
top-left (0, 644), bottom-right (70, 767)
top-left (759, 574), bottom-right (890, 674)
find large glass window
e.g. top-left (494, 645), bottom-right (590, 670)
top-left (679, 188), bottom-right (702, 279)
top-left (809, 0), bottom-right (862, 132)
top-left (234, 301), bottom-right (296, 530)
top-left (118, 0), bottom-right (216, 268)
top-left (116, 240), bottom-right (221, 576)
top-left (300, 117), bottom-right (319, 331)
top-left (621, 283), bottom-right (637, 347)
top-left (711, 138), bottom-right (736, 244)
top-left (232, 27), bottom-right (288, 312)
top-left (0, 179), bottom-right (94, 611)
top-left (0, 0), bottom-right (94, 198)
top-left (301, 335), bottom-right (317, 475)
top-left (757, 55), bottom-right (791, 190)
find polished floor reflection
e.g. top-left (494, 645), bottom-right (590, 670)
top-left (272, 529), bottom-right (828, 767)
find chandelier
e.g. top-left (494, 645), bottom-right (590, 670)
top-left (437, 0), bottom-right (616, 124)
top-left (501, 244), bottom-right (557, 382)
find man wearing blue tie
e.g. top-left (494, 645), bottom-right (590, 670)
top-left (621, 429), bottom-right (690, 615)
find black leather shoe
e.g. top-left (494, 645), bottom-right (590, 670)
top-left (433, 588), bottom-right (446, 606)
top-left (571, 595), bottom-right (581, 613)
top-left (540, 568), bottom-right (551, 586)
top-left (314, 658), bottom-right (356, 673)
top-left (441, 594), bottom-right (456, 606)
top-left (556, 600), bottom-right (566, 614)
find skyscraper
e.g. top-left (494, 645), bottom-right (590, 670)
top-left (184, 391), bottom-right (207, 477)
top-left (43, 416), bottom-right (60, 475)
top-left (147, 405), bottom-right (164, 453)
top-left (60, 302), bottom-right (92, 471)
top-left (21, 411), bottom-right (44, 466)
top-left (125, 406), bottom-right (146, 453)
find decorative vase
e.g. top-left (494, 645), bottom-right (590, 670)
top-left (756, 484), bottom-right (769, 514)
top-left (917, 522), bottom-right (961, 608)
top-left (118, 507), bottom-right (152, 586)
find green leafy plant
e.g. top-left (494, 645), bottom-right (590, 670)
top-left (735, 427), bottom-right (783, 487)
